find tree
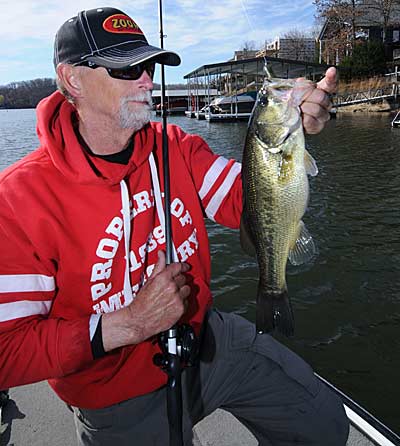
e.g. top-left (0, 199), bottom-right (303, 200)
top-left (340, 39), bottom-right (386, 77)
top-left (362, 0), bottom-right (400, 42)
top-left (241, 40), bottom-right (256, 51)
top-left (315, 0), bottom-right (363, 42)
top-left (0, 95), bottom-right (4, 107)
top-left (281, 29), bottom-right (314, 61)
top-left (314, 0), bottom-right (364, 61)
top-left (0, 78), bottom-right (57, 109)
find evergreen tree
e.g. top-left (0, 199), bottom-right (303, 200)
top-left (340, 39), bottom-right (387, 78)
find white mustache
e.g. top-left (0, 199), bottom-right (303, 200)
top-left (121, 92), bottom-right (153, 107)
top-left (119, 91), bottom-right (153, 130)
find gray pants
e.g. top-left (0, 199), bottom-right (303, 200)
top-left (71, 310), bottom-right (349, 445)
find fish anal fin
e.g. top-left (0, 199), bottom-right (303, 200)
top-left (304, 149), bottom-right (318, 177)
top-left (240, 215), bottom-right (256, 257)
top-left (256, 289), bottom-right (294, 337)
top-left (288, 221), bottom-right (317, 266)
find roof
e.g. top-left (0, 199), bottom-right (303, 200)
top-left (152, 89), bottom-right (219, 97)
top-left (183, 56), bottom-right (331, 80)
top-left (318, 2), bottom-right (400, 40)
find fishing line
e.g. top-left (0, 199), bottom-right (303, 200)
top-left (239, 0), bottom-right (271, 77)
top-left (239, 0), bottom-right (256, 33)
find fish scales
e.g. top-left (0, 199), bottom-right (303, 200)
top-left (241, 77), bottom-right (318, 336)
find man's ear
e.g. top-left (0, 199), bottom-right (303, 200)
top-left (56, 63), bottom-right (83, 99)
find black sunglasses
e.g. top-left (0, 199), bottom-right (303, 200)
top-left (75, 60), bottom-right (156, 81)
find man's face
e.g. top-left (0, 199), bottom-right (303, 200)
top-left (76, 64), bottom-right (154, 131)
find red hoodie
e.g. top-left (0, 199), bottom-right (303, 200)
top-left (0, 92), bottom-right (242, 408)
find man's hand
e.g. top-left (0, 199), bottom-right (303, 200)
top-left (300, 67), bottom-right (337, 135)
top-left (102, 251), bottom-right (191, 352)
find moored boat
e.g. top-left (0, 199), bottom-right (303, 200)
top-left (205, 93), bottom-right (255, 122)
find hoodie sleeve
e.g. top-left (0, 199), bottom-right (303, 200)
top-left (0, 196), bottom-right (93, 389)
top-left (174, 126), bottom-right (243, 229)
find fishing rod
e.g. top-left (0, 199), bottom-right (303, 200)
top-left (153, 1), bottom-right (197, 445)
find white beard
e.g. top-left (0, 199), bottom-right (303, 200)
top-left (119, 91), bottom-right (153, 131)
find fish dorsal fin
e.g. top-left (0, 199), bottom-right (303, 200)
top-left (304, 149), bottom-right (318, 177)
top-left (240, 215), bottom-right (256, 257)
top-left (288, 221), bottom-right (317, 265)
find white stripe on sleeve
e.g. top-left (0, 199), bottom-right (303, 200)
top-left (89, 314), bottom-right (101, 341)
top-left (0, 274), bottom-right (55, 293)
top-left (199, 157), bottom-right (229, 199)
top-left (205, 162), bottom-right (242, 221)
top-left (0, 300), bottom-right (52, 322)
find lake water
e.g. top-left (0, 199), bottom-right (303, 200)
top-left (1, 108), bottom-right (399, 434)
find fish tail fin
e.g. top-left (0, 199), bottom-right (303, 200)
top-left (256, 289), bottom-right (294, 337)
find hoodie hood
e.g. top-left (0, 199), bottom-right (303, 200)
top-left (36, 91), bottom-right (155, 186)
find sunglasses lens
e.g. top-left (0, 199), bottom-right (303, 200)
top-left (108, 62), bottom-right (155, 80)
top-left (145, 62), bottom-right (155, 79)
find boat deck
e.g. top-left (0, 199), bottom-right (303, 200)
top-left (194, 409), bottom-right (373, 446)
top-left (0, 382), bottom-right (383, 445)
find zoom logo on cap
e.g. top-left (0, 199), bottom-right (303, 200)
top-left (103, 14), bottom-right (144, 34)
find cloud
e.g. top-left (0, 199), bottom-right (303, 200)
top-left (161, 0), bottom-right (315, 54)
top-left (0, 0), bottom-right (317, 85)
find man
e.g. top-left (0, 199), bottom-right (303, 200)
top-left (0, 7), bottom-right (348, 446)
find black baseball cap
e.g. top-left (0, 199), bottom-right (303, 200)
top-left (53, 7), bottom-right (181, 69)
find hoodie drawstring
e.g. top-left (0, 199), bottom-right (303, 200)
top-left (118, 153), bottom-right (178, 305)
top-left (120, 179), bottom-right (134, 305)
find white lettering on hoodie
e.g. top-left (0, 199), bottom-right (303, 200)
top-left (90, 190), bottom-right (199, 313)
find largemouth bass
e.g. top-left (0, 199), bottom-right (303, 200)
top-left (241, 77), bottom-right (318, 336)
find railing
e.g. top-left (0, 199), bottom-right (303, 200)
top-left (391, 110), bottom-right (400, 127)
top-left (333, 84), bottom-right (399, 107)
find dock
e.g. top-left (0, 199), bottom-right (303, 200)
top-left (187, 109), bottom-right (252, 122)
top-left (183, 56), bottom-right (331, 122)
top-left (185, 94), bottom-right (256, 121)
top-left (391, 109), bottom-right (400, 127)
top-left (205, 112), bottom-right (251, 122)
top-left (333, 84), bottom-right (399, 107)
top-left (152, 88), bottom-right (218, 115)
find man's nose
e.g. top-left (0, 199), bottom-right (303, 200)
top-left (137, 69), bottom-right (154, 90)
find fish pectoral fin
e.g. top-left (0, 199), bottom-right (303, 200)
top-left (304, 149), bottom-right (318, 177)
top-left (240, 216), bottom-right (256, 257)
top-left (288, 221), bottom-right (317, 265)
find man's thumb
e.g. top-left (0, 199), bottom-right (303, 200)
top-left (152, 250), bottom-right (166, 276)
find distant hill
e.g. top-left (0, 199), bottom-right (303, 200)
top-left (0, 79), bottom-right (187, 109)
top-left (0, 78), bottom-right (57, 109)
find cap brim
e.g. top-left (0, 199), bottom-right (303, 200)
top-left (85, 44), bottom-right (181, 68)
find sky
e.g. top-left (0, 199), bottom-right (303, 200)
top-left (0, 0), bottom-right (318, 86)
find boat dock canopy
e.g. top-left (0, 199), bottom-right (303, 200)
top-left (181, 56), bottom-right (333, 121)
top-left (184, 56), bottom-right (332, 80)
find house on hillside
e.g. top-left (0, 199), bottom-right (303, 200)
top-left (258, 37), bottom-right (316, 62)
top-left (318, 0), bottom-right (400, 64)
top-left (230, 50), bottom-right (258, 61)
